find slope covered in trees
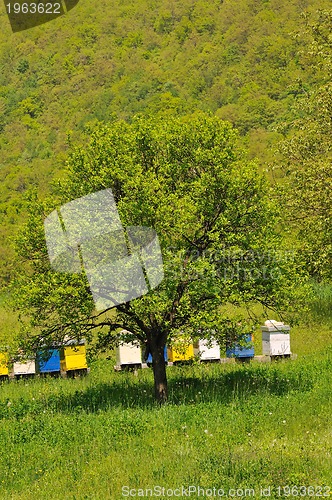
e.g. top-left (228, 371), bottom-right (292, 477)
top-left (0, 0), bottom-right (331, 285)
top-left (277, 9), bottom-right (332, 282)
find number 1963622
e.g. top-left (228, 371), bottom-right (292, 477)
top-left (6, 2), bottom-right (61, 14)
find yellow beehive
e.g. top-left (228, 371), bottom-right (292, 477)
top-left (60, 345), bottom-right (88, 372)
top-left (167, 343), bottom-right (194, 362)
top-left (0, 353), bottom-right (9, 376)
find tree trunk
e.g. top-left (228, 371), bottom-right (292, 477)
top-left (151, 342), bottom-right (168, 404)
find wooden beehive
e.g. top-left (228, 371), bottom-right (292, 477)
top-left (146, 346), bottom-right (168, 365)
top-left (13, 359), bottom-right (36, 377)
top-left (226, 333), bottom-right (255, 359)
top-left (261, 321), bottom-right (291, 356)
top-left (116, 339), bottom-right (142, 368)
top-left (0, 352), bottom-right (9, 377)
top-left (60, 345), bottom-right (88, 372)
top-left (194, 339), bottom-right (220, 361)
top-left (36, 348), bottom-right (61, 374)
top-left (167, 341), bottom-right (194, 363)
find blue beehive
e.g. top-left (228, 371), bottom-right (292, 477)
top-left (36, 348), bottom-right (61, 374)
top-left (146, 346), bottom-right (168, 365)
top-left (226, 334), bottom-right (254, 359)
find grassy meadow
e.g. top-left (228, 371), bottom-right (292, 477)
top-left (0, 314), bottom-right (331, 499)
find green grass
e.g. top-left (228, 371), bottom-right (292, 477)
top-left (0, 291), bottom-right (331, 499)
top-left (0, 343), bottom-right (331, 499)
top-left (309, 283), bottom-right (332, 327)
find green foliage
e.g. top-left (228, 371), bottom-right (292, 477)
top-left (13, 114), bottom-right (308, 359)
top-left (0, 1), bottom-right (331, 286)
top-left (277, 10), bottom-right (332, 281)
top-left (308, 282), bottom-right (332, 326)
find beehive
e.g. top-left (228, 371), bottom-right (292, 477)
top-left (194, 339), bottom-right (220, 361)
top-left (116, 339), bottom-right (142, 367)
top-left (0, 353), bottom-right (9, 376)
top-left (167, 342), bottom-right (194, 363)
top-left (36, 348), bottom-right (61, 374)
top-left (146, 346), bottom-right (168, 365)
top-left (60, 345), bottom-right (88, 372)
top-left (261, 321), bottom-right (291, 356)
top-left (226, 333), bottom-right (254, 359)
top-left (13, 359), bottom-right (36, 377)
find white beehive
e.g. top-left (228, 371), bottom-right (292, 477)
top-left (194, 339), bottom-right (220, 361)
top-left (13, 359), bottom-right (36, 376)
top-left (261, 320), bottom-right (291, 356)
top-left (116, 332), bottom-right (142, 367)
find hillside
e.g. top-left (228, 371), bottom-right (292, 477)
top-left (0, 0), bottom-right (331, 285)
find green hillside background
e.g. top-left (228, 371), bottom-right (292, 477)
top-left (0, 0), bottom-right (331, 287)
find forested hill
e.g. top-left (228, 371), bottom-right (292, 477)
top-left (0, 0), bottom-right (330, 284)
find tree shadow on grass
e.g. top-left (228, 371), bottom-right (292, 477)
top-left (52, 379), bottom-right (156, 413)
top-left (45, 363), bottom-right (314, 414)
top-left (0, 363), bottom-right (314, 419)
top-left (167, 366), bottom-right (314, 405)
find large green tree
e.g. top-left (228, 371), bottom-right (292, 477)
top-left (14, 113), bottom-right (304, 402)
